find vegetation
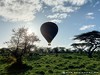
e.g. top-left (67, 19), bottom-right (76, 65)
top-left (0, 28), bottom-right (100, 75)
top-left (5, 27), bottom-right (39, 65)
top-left (73, 31), bottom-right (100, 58)
top-left (0, 52), bottom-right (100, 75)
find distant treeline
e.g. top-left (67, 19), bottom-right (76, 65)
top-left (0, 46), bottom-right (100, 57)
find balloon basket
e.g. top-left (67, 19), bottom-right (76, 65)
top-left (48, 43), bottom-right (51, 46)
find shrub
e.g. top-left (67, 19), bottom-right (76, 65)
top-left (48, 70), bottom-right (53, 73)
top-left (35, 71), bottom-right (45, 75)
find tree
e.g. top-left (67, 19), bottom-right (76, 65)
top-left (46, 47), bottom-right (52, 54)
top-left (6, 27), bottom-right (39, 64)
top-left (71, 43), bottom-right (87, 54)
top-left (73, 31), bottom-right (100, 58)
top-left (52, 47), bottom-right (59, 56)
top-left (58, 47), bottom-right (66, 53)
top-left (0, 48), bottom-right (11, 57)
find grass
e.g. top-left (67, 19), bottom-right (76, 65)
top-left (0, 53), bottom-right (100, 75)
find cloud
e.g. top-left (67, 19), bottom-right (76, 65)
top-left (47, 13), bottom-right (68, 19)
top-left (87, 12), bottom-right (94, 15)
top-left (0, 0), bottom-right (90, 22)
top-left (47, 13), bottom-right (69, 23)
top-left (67, 0), bottom-right (88, 6)
top-left (43, 0), bottom-right (87, 13)
top-left (44, 0), bottom-right (89, 23)
top-left (52, 5), bottom-right (79, 13)
top-left (86, 12), bottom-right (94, 19)
top-left (80, 24), bottom-right (95, 30)
top-left (0, 0), bottom-right (42, 22)
top-left (42, 0), bottom-right (64, 6)
top-left (50, 19), bottom-right (62, 23)
top-left (93, 1), bottom-right (100, 7)
top-left (43, 0), bottom-right (88, 6)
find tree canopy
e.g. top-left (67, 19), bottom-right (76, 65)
top-left (73, 30), bottom-right (100, 57)
top-left (6, 27), bottom-right (40, 64)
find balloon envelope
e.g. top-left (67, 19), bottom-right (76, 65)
top-left (40, 22), bottom-right (58, 45)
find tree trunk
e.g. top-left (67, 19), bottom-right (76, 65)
top-left (80, 50), bottom-right (82, 54)
top-left (87, 45), bottom-right (97, 58)
top-left (56, 53), bottom-right (58, 56)
top-left (87, 44), bottom-right (93, 58)
top-left (88, 52), bottom-right (92, 58)
top-left (16, 56), bottom-right (22, 64)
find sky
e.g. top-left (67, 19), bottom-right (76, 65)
top-left (0, 0), bottom-right (100, 48)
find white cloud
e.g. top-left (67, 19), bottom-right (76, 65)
top-left (80, 24), bottom-right (95, 30)
top-left (52, 5), bottom-right (79, 13)
top-left (47, 13), bottom-right (69, 23)
top-left (93, 1), bottom-right (100, 7)
top-left (47, 13), bottom-right (68, 19)
top-left (87, 12), bottom-right (94, 15)
top-left (42, 0), bottom-right (64, 6)
top-left (43, 0), bottom-right (88, 6)
top-left (0, 0), bottom-right (90, 22)
top-left (0, 0), bottom-right (42, 22)
top-left (67, 0), bottom-right (88, 6)
top-left (86, 12), bottom-right (94, 19)
top-left (44, 0), bottom-right (89, 23)
top-left (50, 19), bottom-right (62, 23)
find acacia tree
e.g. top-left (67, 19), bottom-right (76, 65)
top-left (6, 27), bottom-right (39, 64)
top-left (73, 31), bottom-right (100, 58)
top-left (71, 43), bottom-right (87, 54)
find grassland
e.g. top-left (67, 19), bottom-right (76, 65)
top-left (0, 53), bottom-right (100, 75)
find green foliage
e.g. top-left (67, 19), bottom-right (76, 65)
top-left (0, 53), bottom-right (100, 75)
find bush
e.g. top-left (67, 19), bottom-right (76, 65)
top-left (45, 65), bottom-right (50, 68)
top-left (48, 70), bottom-right (53, 73)
top-left (35, 71), bottom-right (45, 75)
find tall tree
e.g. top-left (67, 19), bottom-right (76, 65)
top-left (58, 47), bottom-right (66, 53)
top-left (71, 43), bottom-right (87, 54)
top-left (73, 31), bottom-right (100, 58)
top-left (6, 27), bottom-right (39, 64)
top-left (52, 47), bottom-right (59, 56)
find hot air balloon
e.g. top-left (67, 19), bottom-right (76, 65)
top-left (40, 22), bottom-right (58, 46)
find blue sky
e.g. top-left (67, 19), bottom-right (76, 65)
top-left (0, 0), bottom-right (100, 48)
